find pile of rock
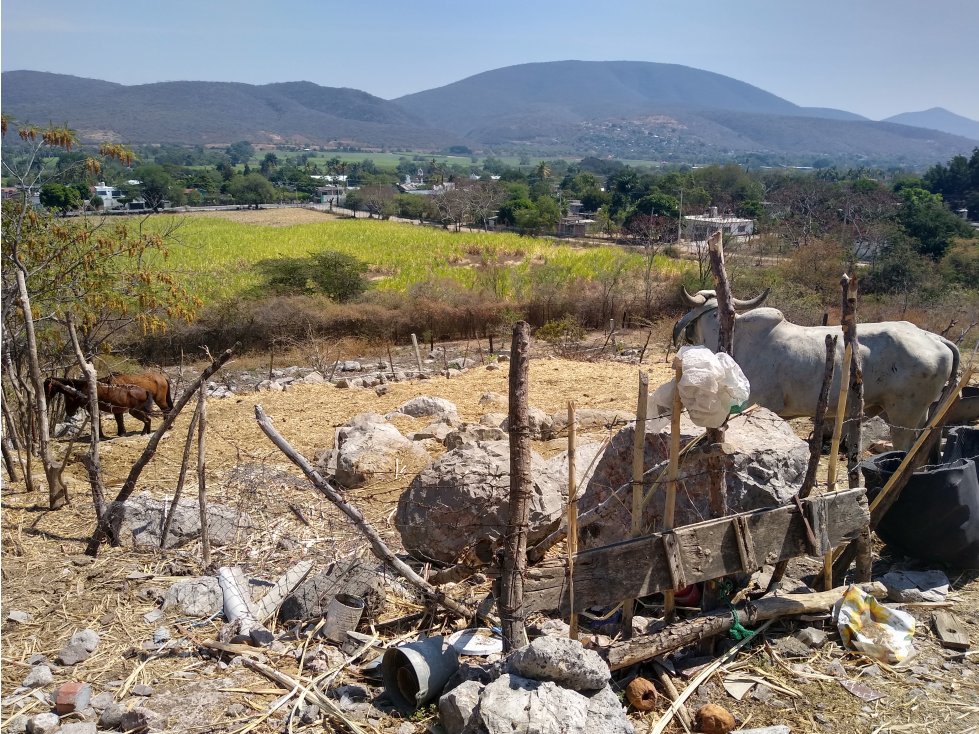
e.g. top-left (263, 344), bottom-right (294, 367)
top-left (439, 636), bottom-right (633, 734)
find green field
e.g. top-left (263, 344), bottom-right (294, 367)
top-left (149, 215), bottom-right (685, 302)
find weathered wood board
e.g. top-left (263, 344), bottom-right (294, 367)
top-left (521, 487), bottom-right (868, 616)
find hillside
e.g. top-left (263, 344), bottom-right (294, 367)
top-left (0, 71), bottom-right (459, 149)
top-left (884, 107), bottom-right (979, 142)
top-left (395, 61), bottom-right (978, 165)
top-left (3, 65), bottom-right (977, 166)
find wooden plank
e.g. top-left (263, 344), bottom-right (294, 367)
top-left (521, 487), bottom-right (868, 616)
top-left (933, 611), bottom-right (970, 651)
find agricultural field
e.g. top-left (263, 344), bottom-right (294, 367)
top-left (147, 210), bottom-right (687, 303)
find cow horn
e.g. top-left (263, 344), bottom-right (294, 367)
top-left (681, 287), bottom-right (708, 306)
top-left (731, 288), bottom-right (771, 311)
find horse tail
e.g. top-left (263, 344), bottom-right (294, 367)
top-left (164, 378), bottom-right (174, 412)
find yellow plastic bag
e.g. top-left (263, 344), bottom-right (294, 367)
top-left (837, 584), bottom-right (916, 663)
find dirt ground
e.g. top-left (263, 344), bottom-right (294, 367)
top-left (2, 341), bottom-right (978, 733)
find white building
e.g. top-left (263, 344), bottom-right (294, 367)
top-left (684, 207), bottom-right (754, 240)
top-left (93, 182), bottom-right (125, 209)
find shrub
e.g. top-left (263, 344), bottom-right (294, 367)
top-left (256, 250), bottom-right (368, 302)
top-left (535, 315), bottom-right (585, 349)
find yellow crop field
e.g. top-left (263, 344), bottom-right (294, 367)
top-left (143, 214), bottom-right (686, 302)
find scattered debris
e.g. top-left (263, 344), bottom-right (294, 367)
top-left (694, 702), bottom-right (737, 734)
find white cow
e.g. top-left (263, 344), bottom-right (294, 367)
top-left (674, 288), bottom-right (960, 451)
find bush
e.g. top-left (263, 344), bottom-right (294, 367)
top-left (535, 314), bottom-right (585, 349)
top-left (256, 251), bottom-right (368, 302)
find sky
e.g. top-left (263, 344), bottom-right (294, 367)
top-left (3, 0), bottom-right (978, 122)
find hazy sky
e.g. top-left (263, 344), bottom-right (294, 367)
top-left (3, 0), bottom-right (978, 121)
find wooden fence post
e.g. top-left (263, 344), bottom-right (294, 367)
top-left (567, 401), bottom-right (579, 640)
top-left (197, 382), bottom-right (210, 568)
top-left (501, 321), bottom-right (532, 651)
top-left (622, 372), bottom-right (649, 637)
top-left (410, 333), bottom-right (423, 376)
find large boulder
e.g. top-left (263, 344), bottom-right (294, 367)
top-left (578, 407), bottom-right (808, 549)
top-left (331, 413), bottom-right (428, 489)
top-left (390, 396), bottom-right (458, 419)
top-left (501, 407), bottom-right (554, 440)
top-left (396, 441), bottom-right (566, 563)
top-left (107, 492), bottom-right (253, 549)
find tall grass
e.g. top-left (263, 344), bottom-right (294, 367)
top-left (146, 216), bottom-right (687, 302)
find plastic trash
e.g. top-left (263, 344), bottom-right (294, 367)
top-left (836, 584), bottom-right (915, 663)
top-left (675, 345), bottom-right (750, 428)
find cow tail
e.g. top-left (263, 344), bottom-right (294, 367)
top-left (940, 336), bottom-right (961, 390)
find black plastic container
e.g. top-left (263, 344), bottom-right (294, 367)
top-left (860, 434), bottom-right (979, 568)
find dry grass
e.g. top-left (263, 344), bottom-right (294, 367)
top-left (2, 349), bottom-right (978, 733)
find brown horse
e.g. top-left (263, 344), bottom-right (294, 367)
top-left (103, 371), bottom-right (173, 416)
top-left (44, 377), bottom-right (155, 436)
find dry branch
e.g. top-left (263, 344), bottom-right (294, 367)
top-left (84, 343), bottom-right (237, 556)
top-left (254, 405), bottom-right (475, 621)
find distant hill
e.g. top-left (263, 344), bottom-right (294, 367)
top-left (0, 71), bottom-right (458, 148)
top-left (395, 61), bottom-right (978, 165)
top-left (884, 107), bottom-right (979, 142)
top-left (3, 65), bottom-right (977, 167)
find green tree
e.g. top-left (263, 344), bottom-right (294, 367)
top-left (39, 182), bottom-right (82, 213)
top-left (225, 140), bottom-right (255, 165)
top-left (228, 173), bottom-right (276, 208)
top-left (133, 164), bottom-right (175, 212)
top-left (896, 186), bottom-right (972, 260)
top-left (256, 251), bottom-right (367, 302)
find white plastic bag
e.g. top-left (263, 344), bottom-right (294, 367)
top-left (676, 345), bottom-right (750, 428)
top-left (836, 584), bottom-right (916, 663)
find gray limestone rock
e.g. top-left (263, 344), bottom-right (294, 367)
top-left (469, 674), bottom-right (588, 734)
top-left (71, 629), bottom-right (100, 653)
top-left (22, 665), bottom-right (53, 688)
top-left (585, 685), bottom-right (635, 734)
top-left (26, 714), bottom-right (60, 734)
top-left (280, 559), bottom-right (388, 622)
top-left (107, 492), bottom-right (253, 549)
top-left (331, 413), bottom-right (428, 489)
top-left (439, 679), bottom-right (484, 734)
top-left (578, 408), bottom-right (807, 549)
top-left (507, 637), bottom-right (610, 692)
top-left (396, 441), bottom-right (566, 563)
top-left (391, 396), bottom-right (458, 418)
top-left (56, 642), bottom-right (92, 665)
top-left (163, 576), bottom-right (224, 617)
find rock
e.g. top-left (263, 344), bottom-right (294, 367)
top-left (773, 636), bottom-right (811, 659)
top-left (71, 629), bottom-right (100, 652)
top-left (375, 385), bottom-right (389, 396)
top-left (298, 703), bottom-right (320, 724)
top-left (6, 715), bottom-right (27, 734)
top-left (880, 570), bottom-right (950, 603)
top-left (163, 576), bottom-right (224, 617)
top-left (439, 679), bottom-right (484, 734)
top-left (585, 685), bottom-right (635, 734)
top-left (507, 637), bottom-right (610, 692)
top-left (695, 703), bottom-right (737, 734)
top-left (501, 406), bottom-right (554, 440)
top-left (549, 409), bottom-right (635, 437)
top-left (6, 609), bottom-right (31, 624)
top-left (55, 681), bottom-right (92, 714)
top-left (22, 665), bottom-right (53, 688)
top-left (143, 609), bottom-right (164, 624)
top-left (26, 713), bottom-right (60, 734)
top-left (472, 674), bottom-right (588, 734)
top-left (479, 392), bottom-right (507, 407)
top-left (578, 408), bottom-right (807, 548)
top-left (486, 363), bottom-right (500, 371)
top-left (341, 361), bottom-right (362, 372)
top-left (56, 642), bottom-right (92, 666)
top-left (132, 683), bottom-right (154, 696)
top-left (410, 420), bottom-right (455, 443)
top-left (280, 559), bottom-right (388, 622)
top-left (448, 357), bottom-right (478, 370)
top-left (90, 692), bottom-right (114, 712)
top-left (331, 413), bottom-right (428, 489)
top-left (795, 627), bottom-right (829, 647)
top-left (120, 706), bottom-right (162, 733)
top-left (100, 701), bottom-right (127, 728)
top-left (480, 413), bottom-right (507, 428)
top-left (391, 396), bottom-right (458, 418)
top-left (444, 424), bottom-right (507, 449)
top-left (396, 441), bottom-right (567, 563)
top-left (107, 492), bottom-right (253, 548)
top-left (624, 677), bottom-right (659, 711)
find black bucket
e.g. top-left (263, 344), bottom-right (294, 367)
top-left (942, 426), bottom-right (979, 464)
top-left (860, 450), bottom-right (979, 568)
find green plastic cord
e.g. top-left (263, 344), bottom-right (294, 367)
top-left (720, 579), bottom-right (754, 641)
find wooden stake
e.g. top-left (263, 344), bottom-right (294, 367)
top-left (197, 382), bottom-right (210, 568)
top-left (824, 342), bottom-right (852, 588)
top-left (501, 321), bottom-right (532, 651)
top-left (567, 400), bottom-right (579, 640)
top-left (159, 405), bottom-right (201, 548)
top-left (410, 333), bottom-right (423, 376)
top-left (663, 360), bottom-right (683, 620)
top-left (622, 372), bottom-right (649, 637)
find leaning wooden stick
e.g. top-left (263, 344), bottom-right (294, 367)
top-left (663, 359), bottom-right (683, 620)
top-left (254, 405), bottom-right (475, 621)
top-left (823, 342), bottom-right (852, 588)
top-left (567, 400), bottom-right (579, 640)
top-left (84, 343), bottom-right (238, 556)
top-left (622, 371), bottom-right (649, 637)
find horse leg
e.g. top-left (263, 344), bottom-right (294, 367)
top-left (114, 408), bottom-right (127, 436)
top-left (135, 396), bottom-right (154, 435)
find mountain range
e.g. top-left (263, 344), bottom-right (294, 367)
top-left (3, 62), bottom-right (977, 166)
